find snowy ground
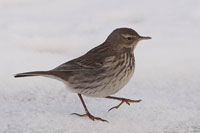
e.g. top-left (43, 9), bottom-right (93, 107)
top-left (0, 0), bottom-right (200, 132)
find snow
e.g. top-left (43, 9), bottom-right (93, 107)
top-left (0, 0), bottom-right (200, 132)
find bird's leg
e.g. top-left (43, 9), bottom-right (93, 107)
top-left (71, 94), bottom-right (108, 122)
top-left (106, 96), bottom-right (142, 112)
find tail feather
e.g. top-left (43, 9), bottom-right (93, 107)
top-left (14, 71), bottom-right (51, 78)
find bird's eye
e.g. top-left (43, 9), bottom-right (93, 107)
top-left (127, 37), bottom-right (133, 40)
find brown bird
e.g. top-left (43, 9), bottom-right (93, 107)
top-left (14, 28), bottom-right (151, 122)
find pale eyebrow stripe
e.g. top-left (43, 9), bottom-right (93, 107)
top-left (122, 34), bottom-right (136, 38)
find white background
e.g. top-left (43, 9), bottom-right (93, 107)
top-left (0, 0), bottom-right (200, 132)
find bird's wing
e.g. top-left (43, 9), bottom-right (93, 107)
top-left (52, 58), bottom-right (102, 72)
top-left (53, 44), bottom-right (113, 72)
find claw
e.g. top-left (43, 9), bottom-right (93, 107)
top-left (108, 98), bottom-right (142, 112)
top-left (71, 112), bottom-right (108, 122)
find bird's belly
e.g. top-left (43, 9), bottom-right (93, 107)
top-left (99, 67), bottom-right (134, 97)
top-left (65, 53), bottom-right (135, 97)
top-left (73, 66), bottom-right (134, 98)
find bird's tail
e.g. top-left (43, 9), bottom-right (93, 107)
top-left (14, 71), bottom-right (52, 78)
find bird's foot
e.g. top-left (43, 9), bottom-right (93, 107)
top-left (71, 112), bottom-right (108, 122)
top-left (107, 96), bottom-right (142, 112)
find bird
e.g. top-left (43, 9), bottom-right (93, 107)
top-left (14, 28), bottom-right (151, 122)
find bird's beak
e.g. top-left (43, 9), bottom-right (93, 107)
top-left (138, 36), bottom-right (152, 41)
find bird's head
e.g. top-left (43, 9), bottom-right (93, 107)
top-left (106, 28), bottom-right (151, 50)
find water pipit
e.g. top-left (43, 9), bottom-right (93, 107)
top-left (15, 28), bottom-right (151, 122)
